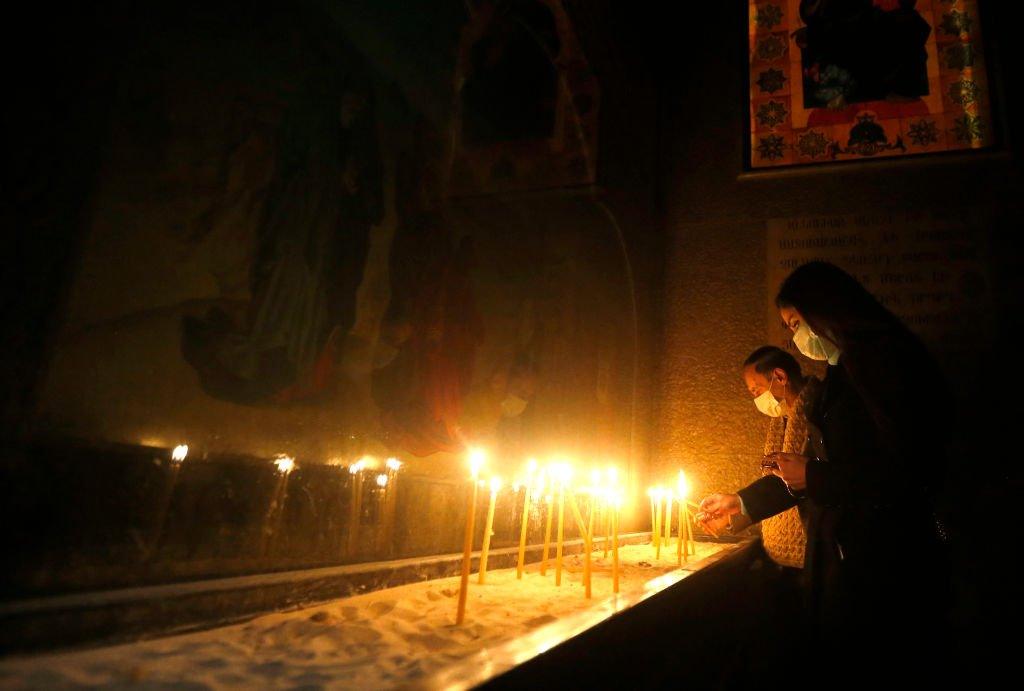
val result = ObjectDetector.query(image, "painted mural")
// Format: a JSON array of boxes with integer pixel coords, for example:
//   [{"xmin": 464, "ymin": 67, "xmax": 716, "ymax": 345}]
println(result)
[
  {"xmin": 34, "ymin": 1, "xmax": 628, "ymax": 481},
  {"xmin": 749, "ymin": 0, "xmax": 993, "ymax": 167}
]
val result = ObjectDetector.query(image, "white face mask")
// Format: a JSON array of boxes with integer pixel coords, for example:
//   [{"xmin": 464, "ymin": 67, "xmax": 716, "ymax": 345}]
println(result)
[
  {"xmin": 792, "ymin": 323, "xmax": 841, "ymax": 365},
  {"xmin": 501, "ymin": 394, "xmax": 529, "ymax": 418},
  {"xmin": 753, "ymin": 375, "xmax": 785, "ymax": 417}
]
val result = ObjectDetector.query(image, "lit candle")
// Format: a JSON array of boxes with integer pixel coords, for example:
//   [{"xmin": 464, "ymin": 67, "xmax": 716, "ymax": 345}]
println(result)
[
  {"xmin": 262, "ymin": 454, "xmax": 295, "ymax": 557},
  {"xmin": 567, "ymin": 489, "xmax": 592, "ymax": 598},
  {"xmin": 586, "ymin": 492, "xmax": 594, "ymax": 598},
  {"xmin": 612, "ymin": 493, "xmax": 621, "ymax": 594},
  {"xmin": 598, "ymin": 495, "xmax": 606, "ymax": 560},
  {"xmin": 516, "ymin": 459, "xmax": 537, "ymax": 579},
  {"xmin": 678, "ymin": 471, "xmax": 693, "ymax": 559},
  {"xmin": 478, "ymin": 476, "xmax": 502, "ymax": 584},
  {"xmin": 456, "ymin": 448, "xmax": 486, "ymax": 625},
  {"xmin": 653, "ymin": 487, "xmax": 664, "ymax": 560},
  {"xmin": 380, "ymin": 458, "xmax": 402, "ymax": 556},
  {"xmin": 148, "ymin": 444, "xmax": 188, "ymax": 559},
  {"xmin": 648, "ymin": 488, "xmax": 657, "ymax": 548},
  {"xmin": 677, "ymin": 502, "xmax": 684, "ymax": 565},
  {"xmin": 541, "ymin": 490, "xmax": 554, "ymax": 576},
  {"xmin": 664, "ymin": 489, "xmax": 674, "ymax": 549},
  {"xmin": 346, "ymin": 459, "xmax": 366, "ymax": 558},
  {"xmin": 553, "ymin": 463, "xmax": 571, "ymax": 587}
]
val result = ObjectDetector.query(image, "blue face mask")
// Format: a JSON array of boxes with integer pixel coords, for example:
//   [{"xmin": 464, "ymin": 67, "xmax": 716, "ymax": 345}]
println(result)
[{"xmin": 792, "ymin": 323, "xmax": 841, "ymax": 365}]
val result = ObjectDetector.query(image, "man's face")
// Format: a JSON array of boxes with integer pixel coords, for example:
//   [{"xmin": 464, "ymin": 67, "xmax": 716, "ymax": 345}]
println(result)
[{"xmin": 742, "ymin": 364, "xmax": 786, "ymax": 399}]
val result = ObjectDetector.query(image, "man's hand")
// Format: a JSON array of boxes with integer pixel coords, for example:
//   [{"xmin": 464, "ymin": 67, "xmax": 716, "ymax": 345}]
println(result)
[
  {"xmin": 696, "ymin": 493, "xmax": 741, "ymax": 536},
  {"xmin": 766, "ymin": 452, "xmax": 808, "ymax": 491}
]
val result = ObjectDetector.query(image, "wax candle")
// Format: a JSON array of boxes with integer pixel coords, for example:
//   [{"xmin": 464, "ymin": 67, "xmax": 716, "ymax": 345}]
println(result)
[
  {"xmin": 677, "ymin": 499, "xmax": 685, "ymax": 565},
  {"xmin": 346, "ymin": 459, "xmax": 366, "ymax": 558},
  {"xmin": 516, "ymin": 462, "xmax": 536, "ymax": 579},
  {"xmin": 556, "ymin": 484, "xmax": 566, "ymax": 586},
  {"xmin": 586, "ymin": 493, "xmax": 595, "ymax": 598},
  {"xmin": 612, "ymin": 493, "xmax": 621, "ymax": 594},
  {"xmin": 654, "ymin": 488, "xmax": 663, "ymax": 560},
  {"xmin": 664, "ymin": 489, "xmax": 674, "ymax": 549},
  {"xmin": 262, "ymin": 454, "xmax": 295, "ymax": 557},
  {"xmin": 456, "ymin": 448, "xmax": 486, "ymax": 625},
  {"xmin": 567, "ymin": 491, "xmax": 592, "ymax": 599},
  {"xmin": 148, "ymin": 444, "xmax": 188, "ymax": 559},
  {"xmin": 541, "ymin": 492, "xmax": 554, "ymax": 575},
  {"xmin": 603, "ymin": 498, "xmax": 611, "ymax": 559},
  {"xmin": 678, "ymin": 471, "xmax": 692, "ymax": 559},
  {"xmin": 647, "ymin": 487, "xmax": 655, "ymax": 544},
  {"xmin": 553, "ymin": 464, "xmax": 571, "ymax": 586},
  {"xmin": 478, "ymin": 476, "xmax": 501, "ymax": 584},
  {"xmin": 380, "ymin": 458, "xmax": 401, "ymax": 556}
]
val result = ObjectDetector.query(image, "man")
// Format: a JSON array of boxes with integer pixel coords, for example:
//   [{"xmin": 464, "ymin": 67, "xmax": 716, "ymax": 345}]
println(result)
[{"xmin": 698, "ymin": 346, "xmax": 822, "ymax": 569}]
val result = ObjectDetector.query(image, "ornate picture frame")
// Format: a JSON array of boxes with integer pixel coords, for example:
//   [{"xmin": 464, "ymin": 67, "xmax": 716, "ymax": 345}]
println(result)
[{"xmin": 748, "ymin": 0, "xmax": 993, "ymax": 168}]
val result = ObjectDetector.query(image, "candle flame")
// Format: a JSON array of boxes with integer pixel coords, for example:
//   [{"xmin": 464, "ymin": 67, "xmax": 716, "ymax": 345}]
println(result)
[
  {"xmin": 526, "ymin": 458, "xmax": 538, "ymax": 474},
  {"xmin": 274, "ymin": 455, "xmax": 295, "ymax": 474},
  {"xmin": 376, "ymin": 473, "xmax": 388, "ymax": 487},
  {"xmin": 550, "ymin": 462, "xmax": 572, "ymax": 485},
  {"xmin": 490, "ymin": 476, "xmax": 502, "ymax": 493},
  {"xmin": 171, "ymin": 444, "xmax": 188, "ymax": 462},
  {"xmin": 468, "ymin": 447, "xmax": 487, "ymax": 479},
  {"xmin": 386, "ymin": 457, "xmax": 402, "ymax": 471},
  {"xmin": 677, "ymin": 470, "xmax": 690, "ymax": 499},
  {"xmin": 349, "ymin": 460, "xmax": 365, "ymax": 475}
]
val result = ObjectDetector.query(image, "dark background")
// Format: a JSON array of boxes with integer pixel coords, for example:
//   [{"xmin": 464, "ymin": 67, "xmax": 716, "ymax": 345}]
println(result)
[{"xmin": 2, "ymin": 0, "xmax": 1019, "ymax": 663}]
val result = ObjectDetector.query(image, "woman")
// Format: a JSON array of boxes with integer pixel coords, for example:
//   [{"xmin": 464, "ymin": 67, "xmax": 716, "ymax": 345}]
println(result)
[
  {"xmin": 765, "ymin": 261, "xmax": 951, "ymax": 675},
  {"xmin": 700, "ymin": 346, "xmax": 822, "ymax": 572}
]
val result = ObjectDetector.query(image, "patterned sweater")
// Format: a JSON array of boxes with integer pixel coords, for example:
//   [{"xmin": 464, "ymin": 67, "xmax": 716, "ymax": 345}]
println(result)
[{"xmin": 758, "ymin": 376, "xmax": 822, "ymax": 568}]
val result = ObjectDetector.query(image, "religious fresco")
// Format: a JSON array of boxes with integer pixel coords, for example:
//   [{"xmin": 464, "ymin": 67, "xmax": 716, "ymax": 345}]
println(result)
[
  {"xmin": 748, "ymin": 0, "xmax": 993, "ymax": 168},
  {"xmin": 33, "ymin": 0, "xmax": 625, "ymax": 481}
]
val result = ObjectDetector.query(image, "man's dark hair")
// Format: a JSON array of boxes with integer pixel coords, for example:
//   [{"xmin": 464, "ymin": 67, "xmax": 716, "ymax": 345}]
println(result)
[{"xmin": 743, "ymin": 346, "xmax": 802, "ymax": 381}]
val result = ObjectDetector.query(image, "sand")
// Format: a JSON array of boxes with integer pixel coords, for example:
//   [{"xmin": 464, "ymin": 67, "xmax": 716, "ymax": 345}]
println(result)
[{"xmin": 0, "ymin": 542, "xmax": 729, "ymax": 690}]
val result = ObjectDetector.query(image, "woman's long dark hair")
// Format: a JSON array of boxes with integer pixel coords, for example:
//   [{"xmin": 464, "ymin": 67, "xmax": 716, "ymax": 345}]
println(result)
[
  {"xmin": 775, "ymin": 261, "xmax": 903, "ymax": 349},
  {"xmin": 775, "ymin": 261, "xmax": 948, "ymax": 486}
]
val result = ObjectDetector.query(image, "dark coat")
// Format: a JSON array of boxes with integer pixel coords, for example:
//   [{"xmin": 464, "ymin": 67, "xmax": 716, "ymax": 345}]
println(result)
[{"xmin": 742, "ymin": 336, "xmax": 951, "ymax": 667}]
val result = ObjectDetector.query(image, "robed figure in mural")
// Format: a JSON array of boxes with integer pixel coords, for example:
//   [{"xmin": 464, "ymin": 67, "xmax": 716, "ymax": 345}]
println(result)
[{"xmin": 181, "ymin": 72, "xmax": 384, "ymax": 405}]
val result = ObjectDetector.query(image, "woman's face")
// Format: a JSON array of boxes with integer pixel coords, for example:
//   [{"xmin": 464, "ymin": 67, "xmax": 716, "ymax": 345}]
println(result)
[{"xmin": 779, "ymin": 305, "xmax": 804, "ymax": 334}]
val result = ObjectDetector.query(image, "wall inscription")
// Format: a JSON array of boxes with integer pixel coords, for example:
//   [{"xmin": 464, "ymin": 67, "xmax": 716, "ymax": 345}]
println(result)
[{"xmin": 766, "ymin": 210, "xmax": 992, "ymax": 358}]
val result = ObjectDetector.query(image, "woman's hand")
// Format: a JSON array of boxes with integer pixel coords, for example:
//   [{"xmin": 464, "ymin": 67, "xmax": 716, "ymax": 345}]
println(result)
[
  {"xmin": 765, "ymin": 452, "xmax": 809, "ymax": 490},
  {"xmin": 696, "ymin": 493, "xmax": 741, "ymax": 536}
]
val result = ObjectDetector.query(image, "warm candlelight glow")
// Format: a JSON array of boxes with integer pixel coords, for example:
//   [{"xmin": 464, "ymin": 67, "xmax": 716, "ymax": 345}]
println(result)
[
  {"xmin": 274, "ymin": 455, "xmax": 295, "ymax": 474},
  {"xmin": 489, "ymin": 476, "xmax": 502, "ymax": 493},
  {"xmin": 349, "ymin": 460, "xmax": 365, "ymax": 475},
  {"xmin": 376, "ymin": 473, "xmax": 388, "ymax": 488},
  {"xmin": 468, "ymin": 448, "xmax": 487, "ymax": 479},
  {"xmin": 171, "ymin": 444, "xmax": 188, "ymax": 463},
  {"xmin": 550, "ymin": 462, "xmax": 573, "ymax": 486},
  {"xmin": 677, "ymin": 470, "xmax": 690, "ymax": 499},
  {"xmin": 386, "ymin": 458, "xmax": 402, "ymax": 471}
]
